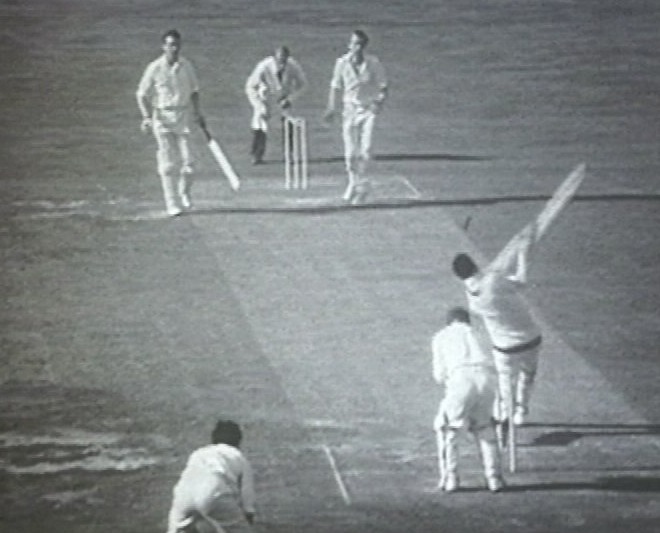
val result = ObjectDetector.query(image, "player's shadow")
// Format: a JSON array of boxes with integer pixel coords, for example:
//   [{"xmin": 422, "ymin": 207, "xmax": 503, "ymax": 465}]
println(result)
[
  {"xmin": 308, "ymin": 153, "xmax": 493, "ymax": 164},
  {"xmin": 507, "ymin": 475, "xmax": 660, "ymax": 493},
  {"xmin": 505, "ymin": 422, "xmax": 660, "ymax": 493},
  {"xmin": 523, "ymin": 422, "xmax": 660, "ymax": 447}
]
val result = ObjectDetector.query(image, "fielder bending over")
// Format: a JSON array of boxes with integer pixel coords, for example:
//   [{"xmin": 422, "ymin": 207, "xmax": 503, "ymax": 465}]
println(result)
[
  {"xmin": 245, "ymin": 45, "xmax": 307, "ymax": 165},
  {"xmin": 324, "ymin": 29, "xmax": 388, "ymax": 205},
  {"xmin": 432, "ymin": 307, "xmax": 504, "ymax": 493},
  {"xmin": 136, "ymin": 29, "xmax": 205, "ymax": 217},
  {"xmin": 166, "ymin": 419, "xmax": 256, "ymax": 533},
  {"xmin": 452, "ymin": 224, "xmax": 542, "ymax": 428}
]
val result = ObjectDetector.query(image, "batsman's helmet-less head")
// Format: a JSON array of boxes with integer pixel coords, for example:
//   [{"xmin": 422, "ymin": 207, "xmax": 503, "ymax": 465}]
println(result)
[
  {"xmin": 446, "ymin": 306, "xmax": 470, "ymax": 325},
  {"xmin": 452, "ymin": 253, "xmax": 478, "ymax": 280},
  {"xmin": 211, "ymin": 419, "xmax": 242, "ymax": 448}
]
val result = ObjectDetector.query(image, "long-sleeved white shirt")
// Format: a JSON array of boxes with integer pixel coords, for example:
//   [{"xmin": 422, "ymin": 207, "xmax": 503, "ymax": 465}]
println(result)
[
  {"xmin": 136, "ymin": 55, "xmax": 199, "ymax": 110},
  {"xmin": 464, "ymin": 240, "xmax": 540, "ymax": 350},
  {"xmin": 432, "ymin": 322, "xmax": 494, "ymax": 384},
  {"xmin": 330, "ymin": 52, "xmax": 387, "ymax": 109},
  {"xmin": 245, "ymin": 55, "xmax": 307, "ymax": 106}
]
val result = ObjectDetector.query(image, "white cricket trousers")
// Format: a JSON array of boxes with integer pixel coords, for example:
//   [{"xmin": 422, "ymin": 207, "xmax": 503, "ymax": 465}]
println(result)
[
  {"xmin": 492, "ymin": 342, "xmax": 541, "ymax": 419},
  {"xmin": 434, "ymin": 367, "xmax": 501, "ymax": 481},
  {"xmin": 342, "ymin": 106, "xmax": 377, "ymax": 191},
  {"xmin": 438, "ymin": 426, "xmax": 501, "ymax": 480},
  {"xmin": 154, "ymin": 130, "xmax": 194, "ymax": 212},
  {"xmin": 167, "ymin": 485, "xmax": 253, "ymax": 533}
]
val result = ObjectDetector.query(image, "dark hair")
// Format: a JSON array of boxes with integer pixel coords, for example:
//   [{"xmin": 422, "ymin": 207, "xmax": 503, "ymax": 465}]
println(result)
[
  {"xmin": 276, "ymin": 45, "xmax": 290, "ymax": 57},
  {"xmin": 162, "ymin": 29, "xmax": 181, "ymax": 43},
  {"xmin": 353, "ymin": 29, "xmax": 369, "ymax": 46},
  {"xmin": 446, "ymin": 306, "xmax": 470, "ymax": 325},
  {"xmin": 211, "ymin": 419, "xmax": 242, "ymax": 448},
  {"xmin": 452, "ymin": 253, "xmax": 478, "ymax": 280}
]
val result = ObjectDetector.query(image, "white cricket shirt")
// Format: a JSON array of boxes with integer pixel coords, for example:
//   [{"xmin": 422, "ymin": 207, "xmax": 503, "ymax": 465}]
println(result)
[
  {"xmin": 432, "ymin": 322, "xmax": 494, "ymax": 384},
  {"xmin": 465, "ymin": 270, "xmax": 541, "ymax": 350},
  {"xmin": 245, "ymin": 55, "xmax": 307, "ymax": 103},
  {"xmin": 330, "ymin": 52, "xmax": 387, "ymax": 109},
  {"xmin": 136, "ymin": 55, "xmax": 199, "ymax": 110},
  {"xmin": 173, "ymin": 443, "xmax": 256, "ymax": 514}
]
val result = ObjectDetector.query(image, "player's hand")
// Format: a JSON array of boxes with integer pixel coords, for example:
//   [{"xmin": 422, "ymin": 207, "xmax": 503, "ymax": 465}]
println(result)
[
  {"xmin": 245, "ymin": 512, "xmax": 255, "ymax": 524},
  {"xmin": 370, "ymin": 99, "xmax": 385, "ymax": 114},
  {"xmin": 257, "ymin": 103, "xmax": 270, "ymax": 121},
  {"xmin": 140, "ymin": 117, "xmax": 152, "ymax": 133},
  {"xmin": 279, "ymin": 98, "xmax": 291, "ymax": 110},
  {"xmin": 322, "ymin": 108, "xmax": 335, "ymax": 124},
  {"xmin": 195, "ymin": 114, "xmax": 206, "ymax": 129}
]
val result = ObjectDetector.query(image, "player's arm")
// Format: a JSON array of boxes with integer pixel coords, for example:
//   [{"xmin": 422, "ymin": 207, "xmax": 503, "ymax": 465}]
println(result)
[
  {"xmin": 510, "ymin": 223, "xmax": 537, "ymax": 283},
  {"xmin": 245, "ymin": 61, "xmax": 267, "ymax": 102},
  {"xmin": 281, "ymin": 60, "xmax": 307, "ymax": 108},
  {"xmin": 239, "ymin": 457, "xmax": 257, "ymax": 522},
  {"xmin": 136, "ymin": 64, "xmax": 155, "ymax": 131},
  {"xmin": 185, "ymin": 61, "xmax": 204, "ymax": 126},
  {"xmin": 488, "ymin": 221, "xmax": 536, "ymax": 283},
  {"xmin": 323, "ymin": 58, "xmax": 343, "ymax": 122},
  {"xmin": 371, "ymin": 57, "xmax": 388, "ymax": 113},
  {"xmin": 190, "ymin": 91, "xmax": 204, "ymax": 127},
  {"xmin": 431, "ymin": 335, "xmax": 448, "ymax": 385}
]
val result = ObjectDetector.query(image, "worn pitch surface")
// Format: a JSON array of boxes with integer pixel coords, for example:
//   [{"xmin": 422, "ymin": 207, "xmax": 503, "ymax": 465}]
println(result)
[{"xmin": 1, "ymin": 1, "xmax": 660, "ymax": 532}]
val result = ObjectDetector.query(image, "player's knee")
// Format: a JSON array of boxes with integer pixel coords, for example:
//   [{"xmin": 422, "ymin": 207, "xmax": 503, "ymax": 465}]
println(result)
[
  {"xmin": 520, "ymin": 369, "xmax": 536, "ymax": 385},
  {"xmin": 158, "ymin": 163, "xmax": 175, "ymax": 176}
]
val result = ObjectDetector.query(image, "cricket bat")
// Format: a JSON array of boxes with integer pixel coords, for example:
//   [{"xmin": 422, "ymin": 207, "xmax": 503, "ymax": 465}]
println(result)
[
  {"xmin": 493, "ymin": 163, "xmax": 586, "ymax": 267},
  {"xmin": 200, "ymin": 123, "xmax": 240, "ymax": 191}
]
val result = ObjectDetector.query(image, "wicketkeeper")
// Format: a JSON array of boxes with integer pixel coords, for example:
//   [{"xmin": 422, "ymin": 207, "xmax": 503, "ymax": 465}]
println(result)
[
  {"xmin": 432, "ymin": 307, "xmax": 504, "ymax": 493},
  {"xmin": 166, "ymin": 419, "xmax": 256, "ymax": 533}
]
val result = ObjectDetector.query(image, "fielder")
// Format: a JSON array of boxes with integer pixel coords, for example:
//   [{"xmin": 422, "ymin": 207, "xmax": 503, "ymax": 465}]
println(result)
[
  {"xmin": 432, "ymin": 307, "xmax": 504, "ymax": 493},
  {"xmin": 136, "ymin": 29, "xmax": 205, "ymax": 217},
  {"xmin": 245, "ymin": 46, "xmax": 307, "ymax": 165},
  {"xmin": 166, "ymin": 419, "xmax": 256, "ymax": 533},
  {"xmin": 452, "ymin": 223, "xmax": 541, "ymax": 428},
  {"xmin": 323, "ymin": 29, "xmax": 388, "ymax": 205}
]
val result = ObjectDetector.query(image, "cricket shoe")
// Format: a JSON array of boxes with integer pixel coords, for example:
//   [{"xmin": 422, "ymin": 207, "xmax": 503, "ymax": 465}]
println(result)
[
  {"xmin": 443, "ymin": 473, "xmax": 459, "ymax": 493},
  {"xmin": 513, "ymin": 408, "xmax": 526, "ymax": 427},
  {"xmin": 342, "ymin": 183, "xmax": 356, "ymax": 202},
  {"xmin": 351, "ymin": 191, "xmax": 369, "ymax": 205},
  {"xmin": 180, "ymin": 192, "xmax": 192, "ymax": 209},
  {"xmin": 166, "ymin": 206, "xmax": 182, "ymax": 217},
  {"xmin": 486, "ymin": 475, "xmax": 505, "ymax": 493}
]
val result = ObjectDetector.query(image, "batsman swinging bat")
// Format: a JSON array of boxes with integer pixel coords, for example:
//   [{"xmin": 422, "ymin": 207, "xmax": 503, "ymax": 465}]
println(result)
[
  {"xmin": 535, "ymin": 162, "xmax": 586, "ymax": 240},
  {"xmin": 494, "ymin": 163, "xmax": 587, "ymax": 266},
  {"xmin": 200, "ymin": 123, "xmax": 240, "ymax": 191}
]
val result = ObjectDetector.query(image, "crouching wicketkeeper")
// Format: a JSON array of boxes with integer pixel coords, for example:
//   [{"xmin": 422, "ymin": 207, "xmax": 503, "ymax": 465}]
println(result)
[{"xmin": 432, "ymin": 307, "xmax": 504, "ymax": 493}]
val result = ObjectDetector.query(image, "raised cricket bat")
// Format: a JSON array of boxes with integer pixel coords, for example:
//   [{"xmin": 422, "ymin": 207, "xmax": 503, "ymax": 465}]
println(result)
[
  {"xmin": 200, "ymin": 123, "xmax": 240, "ymax": 191},
  {"xmin": 493, "ymin": 163, "xmax": 587, "ymax": 266}
]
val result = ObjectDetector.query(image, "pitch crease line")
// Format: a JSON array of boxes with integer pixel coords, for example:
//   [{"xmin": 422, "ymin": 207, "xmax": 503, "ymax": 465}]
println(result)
[
  {"xmin": 322, "ymin": 445, "xmax": 352, "ymax": 506},
  {"xmin": 399, "ymin": 176, "xmax": 422, "ymax": 199}
]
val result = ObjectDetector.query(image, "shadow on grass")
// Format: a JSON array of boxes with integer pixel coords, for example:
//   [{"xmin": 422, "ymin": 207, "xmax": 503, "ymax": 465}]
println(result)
[
  {"xmin": 190, "ymin": 193, "xmax": 660, "ymax": 217},
  {"xmin": 508, "ymin": 476, "xmax": 660, "ymax": 493},
  {"xmin": 303, "ymin": 153, "xmax": 494, "ymax": 164},
  {"xmin": 525, "ymin": 423, "xmax": 660, "ymax": 447}
]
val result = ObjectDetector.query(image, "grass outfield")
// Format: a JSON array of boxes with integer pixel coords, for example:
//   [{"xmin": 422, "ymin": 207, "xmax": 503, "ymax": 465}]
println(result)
[{"xmin": 2, "ymin": 1, "xmax": 660, "ymax": 532}]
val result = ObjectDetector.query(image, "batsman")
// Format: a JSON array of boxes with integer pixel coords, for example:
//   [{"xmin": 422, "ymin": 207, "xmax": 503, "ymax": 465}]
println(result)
[
  {"xmin": 136, "ymin": 29, "xmax": 205, "ymax": 217},
  {"xmin": 452, "ymin": 224, "xmax": 541, "ymax": 432},
  {"xmin": 451, "ymin": 164, "xmax": 586, "ymax": 439}
]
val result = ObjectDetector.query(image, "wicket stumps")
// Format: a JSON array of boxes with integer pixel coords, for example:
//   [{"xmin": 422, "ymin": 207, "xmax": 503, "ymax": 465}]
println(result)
[{"xmin": 284, "ymin": 116, "xmax": 308, "ymax": 189}]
